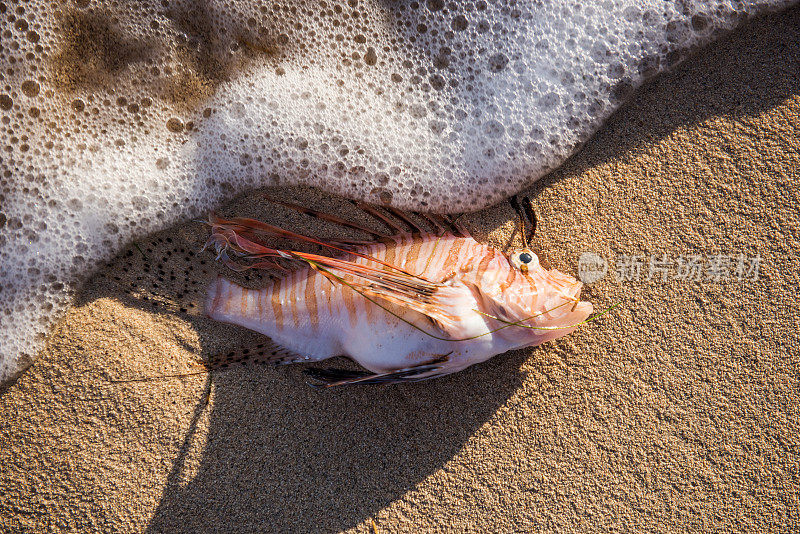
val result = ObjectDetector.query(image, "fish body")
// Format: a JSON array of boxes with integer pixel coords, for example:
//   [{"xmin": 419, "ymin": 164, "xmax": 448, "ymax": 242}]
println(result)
[{"xmin": 204, "ymin": 210, "xmax": 593, "ymax": 385}]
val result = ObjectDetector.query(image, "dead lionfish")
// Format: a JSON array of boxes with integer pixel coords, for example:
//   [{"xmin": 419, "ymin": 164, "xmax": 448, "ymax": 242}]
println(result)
[{"xmin": 202, "ymin": 196, "xmax": 601, "ymax": 387}]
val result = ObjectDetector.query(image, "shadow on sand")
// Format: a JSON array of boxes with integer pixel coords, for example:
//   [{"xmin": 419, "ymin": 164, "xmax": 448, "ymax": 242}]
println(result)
[
  {"xmin": 75, "ymin": 195, "xmax": 529, "ymax": 533},
  {"xmin": 143, "ymin": 355, "xmax": 528, "ymax": 533}
]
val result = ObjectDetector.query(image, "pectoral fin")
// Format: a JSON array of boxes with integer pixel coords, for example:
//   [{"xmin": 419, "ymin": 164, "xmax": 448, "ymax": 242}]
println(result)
[{"xmin": 304, "ymin": 355, "xmax": 450, "ymax": 387}]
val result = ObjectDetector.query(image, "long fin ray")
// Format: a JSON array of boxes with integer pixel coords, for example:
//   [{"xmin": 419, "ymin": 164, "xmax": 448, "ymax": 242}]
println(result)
[
  {"xmin": 442, "ymin": 214, "xmax": 471, "ymax": 237},
  {"xmin": 416, "ymin": 212, "xmax": 447, "ymax": 234},
  {"xmin": 305, "ymin": 355, "xmax": 450, "ymax": 387},
  {"xmin": 385, "ymin": 207, "xmax": 424, "ymax": 233},
  {"xmin": 353, "ymin": 202, "xmax": 407, "ymax": 234},
  {"xmin": 208, "ymin": 214, "xmax": 425, "ymax": 277},
  {"xmin": 262, "ymin": 194, "xmax": 389, "ymax": 238},
  {"xmin": 305, "ymin": 260, "xmax": 451, "ymax": 320}
]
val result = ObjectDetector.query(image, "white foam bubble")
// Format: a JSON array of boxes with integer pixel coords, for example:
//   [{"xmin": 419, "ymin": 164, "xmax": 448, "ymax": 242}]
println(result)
[{"xmin": 0, "ymin": 0, "xmax": 794, "ymax": 385}]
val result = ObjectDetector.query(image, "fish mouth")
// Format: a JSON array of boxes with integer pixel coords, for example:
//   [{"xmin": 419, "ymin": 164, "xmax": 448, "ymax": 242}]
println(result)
[
  {"xmin": 566, "ymin": 280, "xmax": 584, "ymax": 300},
  {"xmin": 544, "ymin": 271, "xmax": 589, "ymax": 315},
  {"xmin": 547, "ymin": 269, "xmax": 583, "ymax": 297},
  {"xmin": 569, "ymin": 281, "xmax": 594, "ymax": 319},
  {"xmin": 561, "ymin": 280, "xmax": 592, "ymax": 318},
  {"xmin": 572, "ymin": 299, "xmax": 594, "ymax": 319}
]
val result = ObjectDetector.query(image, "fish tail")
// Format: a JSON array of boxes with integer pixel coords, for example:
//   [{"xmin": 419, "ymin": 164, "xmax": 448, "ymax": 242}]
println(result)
[{"xmin": 204, "ymin": 275, "xmax": 254, "ymax": 324}]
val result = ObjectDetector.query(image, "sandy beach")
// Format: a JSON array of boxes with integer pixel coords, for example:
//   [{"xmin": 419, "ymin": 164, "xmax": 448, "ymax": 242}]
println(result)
[{"xmin": 1, "ymin": 6, "xmax": 799, "ymax": 533}]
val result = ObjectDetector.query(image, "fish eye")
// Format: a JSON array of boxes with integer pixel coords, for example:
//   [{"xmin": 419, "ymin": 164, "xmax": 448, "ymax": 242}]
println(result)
[{"xmin": 509, "ymin": 249, "xmax": 538, "ymax": 272}]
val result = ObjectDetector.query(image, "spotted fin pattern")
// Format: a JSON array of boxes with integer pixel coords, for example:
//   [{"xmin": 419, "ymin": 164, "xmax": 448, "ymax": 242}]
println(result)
[{"xmin": 206, "ymin": 340, "xmax": 308, "ymax": 369}]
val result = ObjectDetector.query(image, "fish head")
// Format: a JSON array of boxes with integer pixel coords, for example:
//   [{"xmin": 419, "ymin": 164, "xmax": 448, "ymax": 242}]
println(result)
[{"xmin": 465, "ymin": 248, "xmax": 594, "ymax": 350}]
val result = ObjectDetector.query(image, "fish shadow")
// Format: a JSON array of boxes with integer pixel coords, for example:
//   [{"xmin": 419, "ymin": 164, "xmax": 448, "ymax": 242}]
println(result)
[
  {"xmin": 77, "ymin": 203, "xmax": 529, "ymax": 533},
  {"xmin": 143, "ymin": 353, "xmax": 526, "ymax": 533}
]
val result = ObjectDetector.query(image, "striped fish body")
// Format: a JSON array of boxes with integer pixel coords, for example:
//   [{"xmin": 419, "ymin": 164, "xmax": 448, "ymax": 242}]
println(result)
[{"xmin": 206, "ymin": 232, "xmax": 592, "ymax": 378}]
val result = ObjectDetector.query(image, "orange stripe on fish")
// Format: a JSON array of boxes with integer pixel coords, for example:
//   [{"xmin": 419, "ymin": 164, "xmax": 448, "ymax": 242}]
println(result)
[
  {"xmin": 320, "ymin": 273, "xmax": 333, "ymax": 318},
  {"xmin": 475, "ymin": 250, "xmax": 494, "ymax": 280},
  {"xmin": 343, "ymin": 284, "xmax": 358, "ymax": 327},
  {"xmin": 383, "ymin": 239, "xmax": 396, "ymax": 271},
  {"xmin": 499, "ymin": 266, "xmax": 516, "ymax": 292},
  {"xmin": 241, "ymin": 287, "xmax": 249, "ymax": 316},
  {"xmin": 289, "ymin": 271, "xmax": 299, "ymax": 328},
  {"xmin": 405, "ymin": 235, "xmax": 423, "ymax": 275},
  {"xmin": 271, "ymin": 278, "xmax": 283, "ymax": 330},
  {"xmin": 305, "ymin": 272, "xmax": 319, "ymax": 330},
  {"xmin": 441, "ymin": 237, "xmax": 463, "ymax": 274}
]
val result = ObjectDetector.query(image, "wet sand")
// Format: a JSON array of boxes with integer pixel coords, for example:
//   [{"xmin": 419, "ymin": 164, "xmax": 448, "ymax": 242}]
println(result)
[{"xmin": 1, "ymin": 6, "xmax": 799, "ymax": 533}]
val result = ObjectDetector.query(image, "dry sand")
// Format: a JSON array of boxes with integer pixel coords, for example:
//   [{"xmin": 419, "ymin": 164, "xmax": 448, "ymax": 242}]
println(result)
[{"xmin": 1, "ymin": 6, "xmax": 799, "ymax": 533}]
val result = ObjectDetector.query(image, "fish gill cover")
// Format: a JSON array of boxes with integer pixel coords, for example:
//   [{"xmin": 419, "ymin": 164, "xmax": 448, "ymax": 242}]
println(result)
[{"xmin": 0, "ymin": 0, "xmax": 795, "ymax": 385}]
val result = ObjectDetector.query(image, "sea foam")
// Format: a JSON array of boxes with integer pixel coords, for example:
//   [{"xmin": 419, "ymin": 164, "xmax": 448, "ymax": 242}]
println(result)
[{"xmin": 0, "ymin": 0, "xmax": 794, "ymax": 385}]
